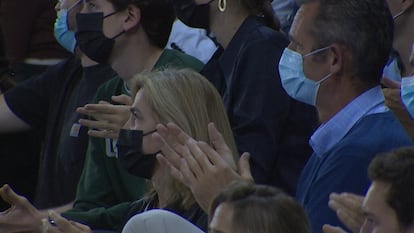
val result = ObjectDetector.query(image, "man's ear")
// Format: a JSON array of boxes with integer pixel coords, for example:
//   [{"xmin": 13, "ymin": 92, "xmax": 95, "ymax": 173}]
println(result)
[
  {"xmin": 122, "ymin": 4, "xmax": 141, "ymax": 32},
  {"xmin": 328, "ymin": 43, "xmax": 344, "ymax": 75}
]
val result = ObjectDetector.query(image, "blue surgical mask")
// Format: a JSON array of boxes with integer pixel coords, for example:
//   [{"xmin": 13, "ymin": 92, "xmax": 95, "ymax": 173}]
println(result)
[
  {"xmin": 54, "ymin": 0, "xmax": 82, "ymax": 53},
  {"xmin": 278, "ymin": 47, "xmax": 332, "ymax": 106},
  {"xmin": 382, "ymin": 56, "xmax": 402, "ymax": 82},
  {"xmin": 401, "ymin": 76, "xmax": 414, "ymax": 118}
]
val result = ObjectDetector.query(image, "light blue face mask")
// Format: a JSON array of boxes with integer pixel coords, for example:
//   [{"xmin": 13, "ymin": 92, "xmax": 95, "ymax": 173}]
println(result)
[
  {"xmin": 401, "ymin": 76, "xmax": 414, "ymax": 118},
  {"xmin": 278, "ymin": 47, "xmax": 332, "ymax": 106},
  {"xmin": 382, "ymin": 56, "xmax": 402, "ymax": 82},
  {"xmin": 54, "ymin": 0, "xmax": 82, "ymax": 53}
]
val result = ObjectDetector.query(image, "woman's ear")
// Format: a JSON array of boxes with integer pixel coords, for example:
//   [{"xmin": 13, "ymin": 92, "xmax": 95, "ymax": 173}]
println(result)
[{"xmin": 122, "ymin": 4, "xmax": 141, "ymax": 32}]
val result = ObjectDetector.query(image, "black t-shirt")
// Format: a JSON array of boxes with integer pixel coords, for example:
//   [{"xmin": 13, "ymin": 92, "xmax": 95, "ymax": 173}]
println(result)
[
  {"xmin": 0, "ymin": 130, "xmax": 40, "ymax": 210},
  {"xmin": 4, "ymin": 56, "xmax": 116, "ymax": 208}
]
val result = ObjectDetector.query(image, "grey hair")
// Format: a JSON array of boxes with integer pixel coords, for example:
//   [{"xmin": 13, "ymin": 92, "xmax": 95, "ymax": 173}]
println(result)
[{"xmin": 296, "ymin": 0, "xmax": 394, "ymax": 86}]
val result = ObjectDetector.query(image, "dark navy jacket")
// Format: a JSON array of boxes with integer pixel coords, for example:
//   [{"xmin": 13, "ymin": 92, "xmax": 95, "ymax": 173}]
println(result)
[{"xmin": 202, "ymin": 16, "xmax": 317, "ymax": 195}]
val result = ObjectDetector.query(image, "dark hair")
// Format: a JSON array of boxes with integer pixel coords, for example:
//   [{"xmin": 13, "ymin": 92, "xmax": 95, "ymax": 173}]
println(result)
[
  {"xmin": 296, "ymin": 0, "xmax": 394, "ymax": 86},
  {"xmin": 0, "ymin": 68, "xmax": 15, "ymax": 93},
  {"xmin": 109, "ymin": 0, "xmax": 175, "ymax": 48},
  {"xmin": 368, "ymin": 147, "xmax": 414, "ymax": 230},
  {"xmin": 242, "ymin": 0, "xmax": 280, "ymax": 31},
  {"xmin": 209, "ymin": 181, "xmax": 311, "ymax": 233}
]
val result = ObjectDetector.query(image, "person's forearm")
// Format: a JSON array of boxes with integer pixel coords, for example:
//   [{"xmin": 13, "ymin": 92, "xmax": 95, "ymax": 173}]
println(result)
[{"xmin": 0, "ymin": 95, "xmax": 31, "ymax": 132}]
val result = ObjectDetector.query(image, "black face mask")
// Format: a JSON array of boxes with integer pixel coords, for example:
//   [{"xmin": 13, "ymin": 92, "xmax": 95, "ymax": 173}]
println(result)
[
  {"xmin": 116, "ymin": 129, "xmax": 158, "ymax": 180},
  {"xmin": 75, "ymin": 12, "xmax": 124, "ymax": 64},
  {"xmin": 173, "ymin": 0, "xmax": 213, "ymax": 29}
]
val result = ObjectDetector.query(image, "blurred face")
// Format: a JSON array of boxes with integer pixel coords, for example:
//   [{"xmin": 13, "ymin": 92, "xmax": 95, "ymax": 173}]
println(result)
[
  {"xmin": 209, "ymin": 203, "xmax": 234, "ymax": 233},
  {"xmin": 125, "ymin": 90, "xmax": 161, "ymax": 154},
  {"xmin": 55, "ymin": 0, "xmax": 83, "ymax": 30},
  {"xmin": 80, "ymin": 0, "xmax": 125, "ymax": 38},
  {"xmin": 360, "ymin": 181, "xmax": 405, "ymax": 233}
]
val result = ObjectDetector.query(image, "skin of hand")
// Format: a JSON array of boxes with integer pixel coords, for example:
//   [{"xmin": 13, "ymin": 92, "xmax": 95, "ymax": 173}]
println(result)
[
  {"xmin": 322, "ymin": 224, "xmax": 349, "ymax": 233},
  {"xmin": 76, "ymin": 94, "xmax": 132, "ymax": 139},
  {"xmin": 328, "ymin": 192, "xmax": 365, "ymax": 233},
  {"xmin": 154, "ymin": 122, "xmax": 253, "ymax": 212},
  {"xmin": 382, "ymin": 77, "xmax": 414, "ymax": 139},
  {"xmin": 0, "ymin": 184, "xmax": 44, "ymax": 233},
  {"xmin": 45, "ymin": 211, "xmax": 91, "ymax": 233}
]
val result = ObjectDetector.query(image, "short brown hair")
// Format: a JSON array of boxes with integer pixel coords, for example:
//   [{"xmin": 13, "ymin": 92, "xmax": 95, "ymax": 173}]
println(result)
[
  {"xmin": 108, "ymin": 0, "xmax": 175, "ymax": 48},
  {"xmin": 296, "ymin": 0, "xmax": 393, "ymax": 87},
  {"xmin": 368, "ymin": 147, "xmax": 414, "ymax": 230}
]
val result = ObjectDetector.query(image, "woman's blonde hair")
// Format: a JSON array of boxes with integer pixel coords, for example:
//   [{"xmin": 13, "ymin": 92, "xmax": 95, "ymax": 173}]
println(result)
[{"xmin": 131, "ymin": 68, "xmax": 238, "ymax": 209}]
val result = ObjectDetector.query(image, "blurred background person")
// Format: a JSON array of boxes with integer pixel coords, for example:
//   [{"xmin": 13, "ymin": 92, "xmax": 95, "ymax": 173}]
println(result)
[
  {"xmin": 272, "ymin": 0, "xmax": 298, "ymax": 34},
  {"xmin": 0, "ymin": 0, "xmax": 70, "ymax": 82},
  {"xmin": 381, "ymin": 0, "xmax": 414, "ymax": 139}
]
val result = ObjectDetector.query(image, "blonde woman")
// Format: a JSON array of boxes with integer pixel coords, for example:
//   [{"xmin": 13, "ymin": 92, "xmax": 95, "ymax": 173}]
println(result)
[{"xmin": 44, "ymin": 68, "xmax": 238, "ymax": 233}]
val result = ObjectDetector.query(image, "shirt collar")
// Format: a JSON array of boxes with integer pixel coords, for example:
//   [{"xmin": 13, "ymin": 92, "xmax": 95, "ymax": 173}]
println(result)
[{"xmin": 310, "ymin": 86, "xmax": 388, "ymax": 157}]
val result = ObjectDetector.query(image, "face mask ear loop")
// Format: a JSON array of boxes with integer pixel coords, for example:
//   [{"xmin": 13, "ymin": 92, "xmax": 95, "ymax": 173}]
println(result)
[
  {"xmin": 104, "ymin": 10, "xmax": 121, "ymax": 18},
  {"xmin": 103, "ymin": 7, "xmax": 132, "ymax": 39},
  {"xmin": 317, "ymin": 72, "xmax": 334, "ymax": 85},
  {"xmin": 393, "ymin": 10, "xmax": 405, "ymax": 20},
  {"xmin": 303, "ymin": 46, "xmax": 331, "ymax": 58},
  {"xmin": 111, "ymin": 30, "xmax": 125, "ymax": 40},
  {"xmin": 143, "ymin": 129, "xmax": 157, "ymax": 137}
]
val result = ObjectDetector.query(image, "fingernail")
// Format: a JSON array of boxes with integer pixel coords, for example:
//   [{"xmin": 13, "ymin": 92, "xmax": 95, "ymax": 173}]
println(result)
[{"xmin": 48, "ymin": 211, "xmax": 57, "ymax": 226}]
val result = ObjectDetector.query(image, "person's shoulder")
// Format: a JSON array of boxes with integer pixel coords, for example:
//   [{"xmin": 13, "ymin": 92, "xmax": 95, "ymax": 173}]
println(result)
[
  {"xmin": 243, "ymin": 17, "xmax": 289, "ymax": 47},
  {"xmin": 94, "ymin": 76, "xmax": 124, "ymax": 101},
  {"xmin": 352, "ymin": 112, "xmax": 412, "ymax": 143},
  {"xmin": 330, "ymin": 112, "xmax": 413, "ymax": 160},
  {"xmin": 157, "ymin": 49, "xmax": 204, "ymax": 72},
  {"xmin": 37, "ymin": 56, "xmax": 81, "ymax": 78}
]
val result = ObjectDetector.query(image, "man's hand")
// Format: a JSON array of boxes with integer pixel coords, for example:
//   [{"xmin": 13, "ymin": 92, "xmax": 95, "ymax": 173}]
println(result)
[
  {"xmin": 76, "ymin": 95, "xmax": 132, "ymax": 139},
  {"xmin": 154, "ymin": 122, "xmax": 252, "ymax": 212},
  {"xmin": 328, "ymin": 192, "xmax": 364, "ymax": 233},
  {"xmin": 382, "ymin": 77, "xmax": 403, "ymax": 112},
  {"xmin": 382, "ymin": 77, "xmax": 414, "ymax": 139},
  {"xmin": 45, "ymin": 211, "xmax": 91, "ymax": 233},
  {"xmin": 0, "ymin": 184, "xmax": 44, "ymax": 233}
]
